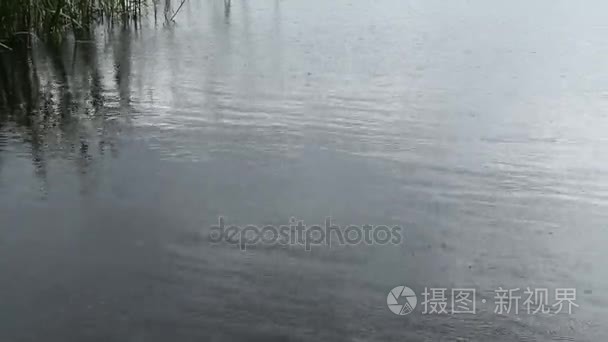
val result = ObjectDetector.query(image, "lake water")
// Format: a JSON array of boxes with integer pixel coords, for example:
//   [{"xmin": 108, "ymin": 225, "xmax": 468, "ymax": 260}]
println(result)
[{"xmin": 1, "ymin": 0, "xmax": 607, "ymax": 340}]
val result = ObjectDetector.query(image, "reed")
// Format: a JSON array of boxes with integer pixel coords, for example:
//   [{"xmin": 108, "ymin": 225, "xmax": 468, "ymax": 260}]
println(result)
[{"xmin": 0, "ymin": 0, "xmax": 150, "ymax": 45}]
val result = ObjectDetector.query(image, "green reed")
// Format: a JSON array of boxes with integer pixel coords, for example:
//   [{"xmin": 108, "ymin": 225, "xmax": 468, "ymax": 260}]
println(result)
[{"xmin": 0, "ymin": 0, "xmax": 149, "ymax": 45}]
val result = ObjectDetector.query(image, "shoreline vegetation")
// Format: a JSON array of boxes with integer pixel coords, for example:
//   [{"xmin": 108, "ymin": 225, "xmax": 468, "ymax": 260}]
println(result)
[
  {"xmin": 0, "ymin": 0, "xmax": 187, "ymax": 108},
  {"xmin": 0, "ymin": 0, "xmax": 186, "ymax": 47}
]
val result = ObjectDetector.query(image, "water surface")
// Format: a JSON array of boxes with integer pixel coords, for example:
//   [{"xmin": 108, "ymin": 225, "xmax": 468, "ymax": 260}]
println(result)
[{"xmin": 1, "ymin": 0, "xmax": 607, "ymax": 340}]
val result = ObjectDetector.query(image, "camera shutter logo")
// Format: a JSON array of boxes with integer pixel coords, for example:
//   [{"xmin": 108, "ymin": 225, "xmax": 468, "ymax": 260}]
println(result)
[{"xmin": 387, "ymin": 286, "xmax": 417, "ymax": 315}]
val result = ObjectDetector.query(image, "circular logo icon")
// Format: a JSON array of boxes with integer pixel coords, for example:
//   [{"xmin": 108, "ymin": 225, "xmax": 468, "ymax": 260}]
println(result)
[{"xmin": 387, "ymin": 286, "xmax": 417, "ymax": 315}]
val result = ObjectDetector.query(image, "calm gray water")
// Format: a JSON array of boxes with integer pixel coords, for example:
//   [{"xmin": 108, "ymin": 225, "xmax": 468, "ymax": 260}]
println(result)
[{"xmin": 1, "ymin": 0, "xmax": 608, "ymax": 341}]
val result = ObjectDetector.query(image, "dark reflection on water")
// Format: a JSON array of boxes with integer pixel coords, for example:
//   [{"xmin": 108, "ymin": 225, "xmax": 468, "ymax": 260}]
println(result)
[
  {"xmin": 0, "ymin": 28, "xmax": 134, "ymax": 196},
  {"xmin": 1, "ymin": 0, "xmax": 608, "ymax": 341}
]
